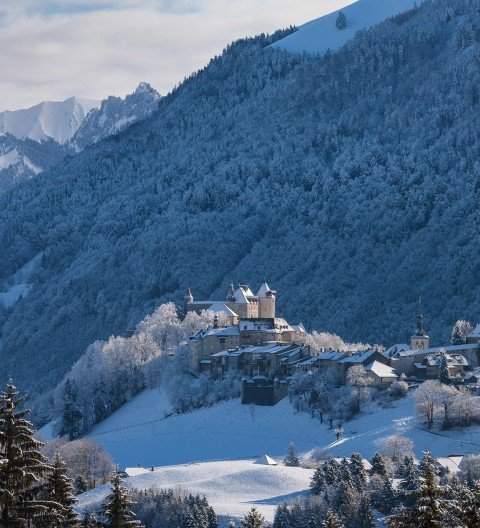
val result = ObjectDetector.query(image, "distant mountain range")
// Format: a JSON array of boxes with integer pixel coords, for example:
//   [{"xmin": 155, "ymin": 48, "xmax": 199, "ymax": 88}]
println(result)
[{"xmin": 0, "ymin": 84, "xmax": 160, "ymax": 193}]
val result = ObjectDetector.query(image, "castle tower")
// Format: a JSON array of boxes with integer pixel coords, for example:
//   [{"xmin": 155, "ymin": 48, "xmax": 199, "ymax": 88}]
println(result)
[
  {"xmin": 184, "ymin": 288, "xmax": 194, "ymax": 315},
  {"xmin": 257, "ymin": 282, "xmax": 276, "ymax": 319},
  {"xmin": 410, "ymin": 308, "xmax": 429, "ymax": 350}
]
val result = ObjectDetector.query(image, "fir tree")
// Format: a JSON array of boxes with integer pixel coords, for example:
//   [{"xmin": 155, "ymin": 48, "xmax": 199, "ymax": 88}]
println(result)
[
  {"xmin": 339, "ymin": 458, "xmax": 352, "ymax": 484},
  {"xmin": 82, "ymin": 511, "xmax": 101, "ymax": 528},
  {"xmin": 322, "ymin": 510, "xmax": 345, "ymax": 528},
  {"xmin": 335, "ymin": 11, "xmax": 347, "ymax": 30},
  {"xmin": 310, "ymin": 465, "xmax": 326, "ymax": 495},
  {"xmin": 43, "ymin": 451, "xmax": 79, "ymax": 527},
  {"xmin": 438, "ymin": 352, "xmax": 449, "ymax": 384},
  {"xmin": 59, "ymin": 379, "xmax": 84, "ymax": 440},
  {"xmin": 273, "ymin": 503, "xmax": 291, "ymax": 528},
  {"xmin": 356, "ymin": 496, "xmax": 376, "ymax": 528},
  {"xmin": 284, "ymin": 442, "xmax": 300, "ymax": 467},
  {"xmin": 445, "ymin": 481, "xmax": 480, "ymax": 527},
  {"xmin": 336, "ymin": 480, "xmax": 357, "ymax": 526},
  {"xmin": 370, "ymin": 453, "xmax": 388, "ymax": 479},
  {"xmin": 324, "ymin": 460, "xmax": 340, "ymax": 486},
  {"xmin": 0, "ymin": 379, "xmax": 51, "ymax": 528},
  {"xmin": 397, "ymin": 456, "xmax": 419, "ymax": 506},
  {"xmin": 181, "ymin": 512, "xmax": 198, "ymax": 528},
  {"xmin": 241, "ymin": 507, "xmax": 264, "ymax": 528},
  {"xmin": 103, "ymin": 473, "xmax": 143, "ymax": 527},
  {"xmin": 349, "ymin": 453, "xmax": 366, "ymax": 492}
]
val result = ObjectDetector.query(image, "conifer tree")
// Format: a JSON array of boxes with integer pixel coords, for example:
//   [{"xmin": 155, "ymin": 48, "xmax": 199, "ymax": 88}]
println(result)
[
  {"xmin": 325, "ymin": 460, "xmax": 340, "ymax": 486},
  {"xmin": 273, "ymin": 503, "xmax": 291, "ymax": 528},
  {"xmin": 335, "ymin": 11, "xmax": 347, "ymax": 30},
  {"xmin": 241, "ymin": 507, "xmax": 264, "ymax": 528},
  {"xmin": 103, "ymin": 473, "xmax": 143, "ymax": 527},
  {"xmin": 284, "ymin": 442, "xmax": 300, "ymax": 467},
  {"xmin": 310, "ymin": 465, "xmax": 326, "ymax": 495},
  {"xmin": 59, "ymin": 379, "xmax": 84, "ymax": 440},
  {"xmin": 181, "ymin": 512, "xmax": 198, "ymax": 528},
  {"xmin": 397, "ymin": 455, "xmax": 419, "ymax": 506},
  {"xmin": 370, "ymin": 453, "xmax": 388, "ymax": 479},
  {"xmin": 43, "ymin": 451, "xmax": 79, "ymax": 527},
  {"xmin": 322, "ymin": 510, "xmax": 345, "ymax": 528},
  {"xmin": 336, "ymin": 480, "xmax": 357, "ymax": 525},
  {"xmin": 339, "ymin": 458, "xmax": 352, "ymax": 484},
  {"xmin": 0, "ymin": 379, "xmax": 51, "ymax": 528},
  {"xmin": 438, "ymin": 353, "xmax": 449, "ymax": 384},
  {"xmin": 349, "ymin": 453, "xmax": 366, "ymax": 492},
  {"xmin": 445, "ymin": 481, "xmax": 480, "ymax": 527},
  {"xmin": 356, "ymin": 496, "xmax": 376, "ymax": 528},
  {"xmin": 82, "ymin": 511, "xmax": 101, "ymax": 528}
]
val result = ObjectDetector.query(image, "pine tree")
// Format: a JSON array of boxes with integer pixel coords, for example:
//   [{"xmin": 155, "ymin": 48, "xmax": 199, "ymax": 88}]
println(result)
[
  {"xmin": 349, "ymin": 453, "xmax": 366, "ymax": 492},
  {"xmin": 82, "ymin": 511, "xmax": 101, "ymax": 528},
  {"xmin": 181, "ymin": 512, "xmax": 198, "ymax": 528},
  {"xmin": 241, "ymin": 507, "xmax": 264, "ymax": 528},
  {"xmin": 0, "ymin": 379, "xmax": 51, "ymax": 528},
  {"xmin": 322, "ymin": 510, "xmax": 345, "ymax": 528},
  {"xmin": 376, "ymin": 474, "xmax": 395, "ymax": 514},
  {"xmin": 336, "ymin": 11, "xmax": 347, "ymax": 30},
  {"xmin": 325, "ymin": 460, "xmax": 340, "ymax": 486},
  {"xmin": 59, "ymin": 379, "xmax": 84, "ymax": 440},
  {"xmin": 356, "ymin": 496, "xmax": 376, "ymax": 528},
  {"xmin": 103, "ymin": 473, "xmax": 143, "ymax": 527},
  {"xmin": 336, "ymin": 480, "xmax": 357, "ymax": 525},
  {"xmin": 284, "ymin": 442, "xmax": 300, "ymax": 467},
  {"xmin": 43, "ymin": 451, "xmax": 79, "ymax": 527},
  {"xmin": 386, "ymin": 452, "xmax": 445, "ymax": 528},
  {"xmin": 446, "ymin": 481, "xmax": 480, "ymax": 527},
  {"xmin": 310, "ymin": 465, "xmax": 326, "ymax": 495},
  {"xmin": 438, "ymin": 352, "xmax": 449, "ymax": 384},
  {"xmin": 397, "ymin": 456, "xmax": 419, "ymax": 506},
  {"xmin": 370, "ymin": 453, "xmax": 388, "ymax": 479},
  {"xmin": 273, "ymin": 503, "xmax": 291, "ymax": 528},
  {"xmin": 339, "ymin": 458, "xmax": 352, "ymax": 484}
]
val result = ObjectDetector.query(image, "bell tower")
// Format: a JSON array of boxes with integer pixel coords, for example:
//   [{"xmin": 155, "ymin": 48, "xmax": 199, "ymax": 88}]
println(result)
[
  {"xmin": 410, "ymin": 299, "xmax": 430, "ymax": 350},
  {"xmin": 184, "ymin": 288, "xmax": 194, "ymax": 315}
]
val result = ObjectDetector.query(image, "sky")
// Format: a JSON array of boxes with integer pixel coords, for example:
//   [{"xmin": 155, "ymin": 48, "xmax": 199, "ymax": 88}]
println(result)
[{"xmin": 0, "ymin": 0, "xmax": 349, "ymax": 111}]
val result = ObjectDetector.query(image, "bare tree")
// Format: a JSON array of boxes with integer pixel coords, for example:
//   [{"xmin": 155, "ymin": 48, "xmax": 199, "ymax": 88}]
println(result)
[
  {"xmin": 347, "ymin": 365, "xmax": 372, "ymax": 413},
  {"xmin": 380, "ymin": 435, "xmax": 414, "ymax": 467},
  {"xmin": 414, "ymin": 380, "xmax": 441, "ymax": 428}
]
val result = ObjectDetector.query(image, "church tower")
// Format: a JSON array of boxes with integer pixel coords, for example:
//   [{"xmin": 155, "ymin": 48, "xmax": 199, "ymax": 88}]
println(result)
[{"xmin": 411, "ymin": 310, "xmax": 429, "ymax": 350}]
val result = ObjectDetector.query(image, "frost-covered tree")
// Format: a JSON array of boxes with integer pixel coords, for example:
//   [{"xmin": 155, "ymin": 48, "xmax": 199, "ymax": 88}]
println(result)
[
  {"xmin": 346, "ymin": 365, "xmax": 372, "ymax": 413},
  {"xmin": 310, "ymin": 464, "xmax": 326, "ymax": 495},
  {"xmin": 336, "ymin": 11, "xmax": 347, "ymax": 30},
  {"xmin": 103, "ymin": 473, "xmax": 143, "ymax": 528},
  {"xmin": 414, "ymin": 380, "xmax": 440, "ymax": 428},
  {"xmin": 0, "ymin": 379, "xmax": 52, "ymax": 527},
  {"xmin": 380, "ymin": 436, "xmax": 414, "ymax": 468},
  {"xmin": 451, "ymin": 320, "xmax": 473, "ymax": 345},
  {"xmin": 241, "ymin": 507, "xmax": 265, "ymax": 528},
  {"xmin": 322, "ymin": 510, "xmax": 344, "ymax": 528},
  {"xmin": 273, "ymin": 503, "xmax": 291, "ymax": 528},
  {"xmin": 355, "ymin": 496, "xmax": 376, "ymax": 528},
  {"xmin": 59, "ymin": 378, "xmax": 84, "ymax": 440},
  {"xmin": 349, "ymin": 452, "xmax": 367, "ymax": 492},
  {"xmin": 284, "ymin": 442, "xmax": 300, "ymax": 467}
]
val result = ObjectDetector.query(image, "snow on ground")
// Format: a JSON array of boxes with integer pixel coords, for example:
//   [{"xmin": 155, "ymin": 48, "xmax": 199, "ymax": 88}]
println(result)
[
  {"xmin": 87, "ymin": 393, "xmax": 326, "ymax": 469},
  {"xmin": 271, "ymin": 0, "xmax": 418, "ymax": 55},
  {"xmin": 77, "ymin": 459, "xmax": 314, "ymax": 521},
  {"xmin": 87, "ymin": 389, "xmax": 480, "ymax": 471},
  {"xmin": 0, "ymin": 252, "xmax": 42, "ymax": 308}
]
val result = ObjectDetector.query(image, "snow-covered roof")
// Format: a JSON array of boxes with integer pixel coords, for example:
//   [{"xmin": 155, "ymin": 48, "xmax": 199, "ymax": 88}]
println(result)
[
  {"xmin": 239, "ymin": 318, "xmax": 294, "ymax": 333},
  {"xmin": 384, "ymin": 344, "xmax": 412, "ymax": 358},
  {"xmin": 435, "ymin": 456, "xmax": 464, "ymax": 474},
  {"xmin": 365, "ymin": 361, "xmax": 397, "ymax": 379},
  {"xmin": 255, "ymin": 454, "xmax": 278, "ymax": 466},
  {"xmin": 423, "ymin": 353, "xmax": 469, "ymax": 367},
  {"xmin": 395, "ymin": 343, "xmax": 479, "ymax": 358},
  {"xmin": 467, "ymin": 324, "xmax": 480, "ymax": 338},
  {"xmin": 339, "ymin": 349, "xmax": 378, "ymax": 364},
  {"xmin": 234, "ymin": 287, "xmax": 250, "ymax": 304},
  {"xmin": 207, "ymin": 302, "xmax": 238, "ymax": 317},
  {"xmin": 190, "ymin": 325, "xmax": 240, "ymax": 341},
  {"xmin": 257, "ymin": 282, "xmax": 276, "ymax": 297},
  {"xmin": 125, "ymin": 467, "xmax": 149, "ymax": 477},
  {"xmin": 292, "ymin": 323, "xmax": 306, "ymax": 334}
]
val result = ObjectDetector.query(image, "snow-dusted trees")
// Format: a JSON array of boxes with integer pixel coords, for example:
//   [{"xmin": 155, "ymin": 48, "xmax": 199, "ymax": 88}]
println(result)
[
  {"xmin": 284, "ymin": 442, "xmax": 300, "ymax": 467},
  {"xmin": 414, "ymin": 381, "xmax": 480, "ymax": 429},
  {"xmin": 379, "ymin": 436, "xmax": 414, "ymax": 468},
  {"xmin": 347, "ymin": 365, "xmax": 372, "ymax": 413},
  {"xmin": 241, "ymin": 507, "xmax": 265, "ymax": 528},
  {"xmin": 451, "ymin": 320, "xmax": 473, "ymax": 345},
  {"xmin": 103, "ymin": 473, "xmax": 143, "ymax": 527},
  {"xmin": 336, "ymin": 11, "xmax": 347, "ymax": 30}
]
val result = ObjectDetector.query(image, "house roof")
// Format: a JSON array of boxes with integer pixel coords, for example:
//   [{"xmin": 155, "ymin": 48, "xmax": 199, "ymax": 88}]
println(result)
[
  {"xmin": 255, "ymin": 454, "xmax": 278, "ymax": 466},
  {"xmin": 393, "ymin": 343, "xmax": 479, "ymax": 358},
  {"xmin": 239, "ymin": 318, "xmax": 294, "ymax": 333},
  {"xmin": 365, "ymin": 361, "xmax": 397, "ymax": 379},
  {"xmin": 384, "ymin": 343, "xmax": 412, "ymax": 358},
  {"xmin": 435, "ymin": 456, "xmax": 464, "ymax": 474},
  {"xmin": 190, "ymin": 325, "xmax": 240, "ymax": 341},
  {"xmin": 423, "ymin": 353, "xmax": 469, "ymax": 367},
  {"xmin": 257, "ymin": 282, "xmax": 275, "ymax": 297},
  {"xmin": 339, "ymin": 349, "xmax": 379, "ymax": 364}
]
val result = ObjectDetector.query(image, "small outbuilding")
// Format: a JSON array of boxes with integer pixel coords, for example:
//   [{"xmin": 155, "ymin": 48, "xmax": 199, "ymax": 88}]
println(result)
[{"xmin": 255, "ymin": 454, "xmax": 278, "ymax": 466}]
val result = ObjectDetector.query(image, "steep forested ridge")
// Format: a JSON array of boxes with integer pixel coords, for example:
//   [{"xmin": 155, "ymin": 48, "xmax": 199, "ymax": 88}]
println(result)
[{"xmin": 1, "ymin": 2, "xmax": 480, "ymax": 395}]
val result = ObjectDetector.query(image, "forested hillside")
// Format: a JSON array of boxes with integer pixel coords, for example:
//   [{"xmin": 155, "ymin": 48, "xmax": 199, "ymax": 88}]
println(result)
[{"xmin": 1, "ymin": 1, "xmax": 480, "ymax": 395}]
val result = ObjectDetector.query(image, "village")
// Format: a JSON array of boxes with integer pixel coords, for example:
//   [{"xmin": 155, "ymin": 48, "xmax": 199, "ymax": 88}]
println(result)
[{"xmin": 185, "ymin": 283, "xmax": 480, "ymax": 406}]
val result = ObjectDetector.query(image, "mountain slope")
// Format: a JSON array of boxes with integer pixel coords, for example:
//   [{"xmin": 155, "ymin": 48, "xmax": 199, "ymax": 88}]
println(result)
[
  {"xmin": 1, "ymin": 2, "xmax": 480, "ymax": 395},
  {"xmin": 0, "ymin": 97, "xmax": 100, "ymax": 144},
  {"xmin": 271, "ymin": 0, "xmax": 417, "ymax": 55}
]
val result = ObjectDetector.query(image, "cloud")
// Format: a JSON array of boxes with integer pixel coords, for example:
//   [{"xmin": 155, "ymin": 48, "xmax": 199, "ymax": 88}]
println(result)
[{"xmin": 0, "ymin": 0, "xmax": 348, "ymax": 110}]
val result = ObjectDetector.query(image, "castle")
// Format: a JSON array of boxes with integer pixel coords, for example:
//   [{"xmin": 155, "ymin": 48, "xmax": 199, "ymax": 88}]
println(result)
[{"xmin": 185, "ymin": 283, "xmax": 306, "ymax": 368}]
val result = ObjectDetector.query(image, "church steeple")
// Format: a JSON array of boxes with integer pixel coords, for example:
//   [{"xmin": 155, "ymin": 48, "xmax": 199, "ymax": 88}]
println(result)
[
  {"xmin": 226, "ymin": 284, "xmax": 236, "ymax": 303},
  {"xmin": 411, "ymin": 298, "xmax": 429, "ymax": 350},
  {"xmin": 184, "ymin": 288, "xmax": 194, "ymax": 315}
]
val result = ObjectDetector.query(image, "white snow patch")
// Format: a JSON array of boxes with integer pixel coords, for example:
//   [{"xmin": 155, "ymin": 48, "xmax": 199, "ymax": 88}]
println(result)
[
  {"xmin": 0, "ymin": 252, "xmax": 42, "ymax": 308},
  {"xmin": 0, "ymin": 148, "xmax": 20, "ymax": 170},
  {"xmin": 272, "ymin": 0, "xmax": 418, "ymax": 55},
  {"xmin": 77, "ymin": 459, "xmax": 314, "ymax": 521}
]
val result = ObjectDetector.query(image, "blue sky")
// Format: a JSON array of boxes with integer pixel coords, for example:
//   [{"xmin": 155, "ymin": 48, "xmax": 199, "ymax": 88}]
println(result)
[{"xmin": 0, "ymin": 0, "xmax": 349, "ymax": 110}]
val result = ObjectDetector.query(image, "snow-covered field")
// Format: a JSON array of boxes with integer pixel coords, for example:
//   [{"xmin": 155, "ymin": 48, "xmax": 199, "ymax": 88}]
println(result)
[
  {"xmin": 84, "ymin": 389, "xmax": 480, "ymax": 471},
  {"xmin": 77, "ymin": 459, "xmax": 314, "ymax": 521},
  {"xmin": 272, "ymin": 0, "xmax": 418, "ymax": 55}
]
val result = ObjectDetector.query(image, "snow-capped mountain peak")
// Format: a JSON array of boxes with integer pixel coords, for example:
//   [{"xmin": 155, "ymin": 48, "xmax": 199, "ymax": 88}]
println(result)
[
  {"xmin": 0, "ymin": 97, "xmax": 100, "ymax": 144},
  {"xmin": 271, "ymin": 0, "xmax": 418, "ymax": 55}
]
